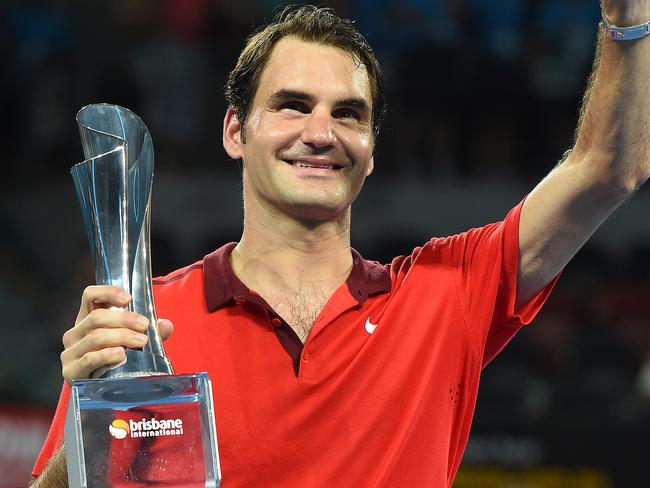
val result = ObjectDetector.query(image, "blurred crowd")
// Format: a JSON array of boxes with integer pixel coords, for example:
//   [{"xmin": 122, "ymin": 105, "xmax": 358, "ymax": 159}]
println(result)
[
  {"xmin": 1, "ymin": 0, "xmax": 603, "ymax": 183},
  {"xmin": 1, "ymin": 0, "xmax": 650, "ymax": 482}
]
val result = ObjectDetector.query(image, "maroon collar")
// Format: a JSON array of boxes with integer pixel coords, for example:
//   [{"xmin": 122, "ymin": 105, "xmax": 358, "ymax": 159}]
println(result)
[{"xmin": 203, "ymin": 242, "xmax": 391, "ymax": 312}]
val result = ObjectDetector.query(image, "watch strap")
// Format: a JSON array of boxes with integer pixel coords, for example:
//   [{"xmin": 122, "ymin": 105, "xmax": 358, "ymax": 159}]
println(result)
[{"xmin": 601, "ymin": 19, "xmax": 650, "ymax": 41}]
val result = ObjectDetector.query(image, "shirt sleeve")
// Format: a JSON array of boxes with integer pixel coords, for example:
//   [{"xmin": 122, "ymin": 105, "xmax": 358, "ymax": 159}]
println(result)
[{"xmin": 444, "ymin": 199, "xmax": 560, "ymax": 368}]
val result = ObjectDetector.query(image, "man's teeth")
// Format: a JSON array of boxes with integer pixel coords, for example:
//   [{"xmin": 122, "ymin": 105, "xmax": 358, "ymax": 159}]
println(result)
[{"xmin": 294, "ymin": 162, "xmax": 336, "ymax": 169}]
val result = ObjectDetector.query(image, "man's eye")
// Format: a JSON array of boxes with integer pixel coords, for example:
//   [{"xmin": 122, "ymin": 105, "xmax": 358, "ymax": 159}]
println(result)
[
  {"xmin": 333, "ymin": 108, "xmax": 360, "ymax": 120},
  {"xmin": 280, "ymin": 102, "xmax": 308, "ymax": 113}
]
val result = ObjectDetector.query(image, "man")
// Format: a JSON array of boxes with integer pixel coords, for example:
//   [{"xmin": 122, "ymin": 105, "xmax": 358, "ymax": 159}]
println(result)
[{"xmin": 32, "ymin": 3, "xmax": 650, "ymax": 487}]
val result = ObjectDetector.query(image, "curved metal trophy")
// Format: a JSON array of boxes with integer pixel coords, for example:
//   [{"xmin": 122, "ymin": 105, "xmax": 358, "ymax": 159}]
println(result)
[
  {"xmin": 64, "ymin": 104, "xmax": 221, "ymax": 487},
  {"xmin": 72, "ymin": 103, "xmax": 171, "ymax": 379}
]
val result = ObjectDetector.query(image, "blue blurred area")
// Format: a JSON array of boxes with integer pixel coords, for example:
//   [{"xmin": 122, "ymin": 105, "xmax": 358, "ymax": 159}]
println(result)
[{"xmin": 1, "ymin": 1, "xmax": 649, "ymax": 485}]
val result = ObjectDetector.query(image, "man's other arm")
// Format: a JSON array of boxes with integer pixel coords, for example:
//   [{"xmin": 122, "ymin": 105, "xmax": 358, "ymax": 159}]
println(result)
[
  {"xmin": 30, "ymin": 446, "xmax": 67, "ymax": 487},
  {"xmin": 517, "ymin": 2, "xmax": 650, "ymax": 308}
]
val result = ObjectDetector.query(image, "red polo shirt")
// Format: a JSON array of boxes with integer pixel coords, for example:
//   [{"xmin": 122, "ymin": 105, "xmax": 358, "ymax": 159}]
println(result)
[{"xmin": 34, "ymin": 201, "xmax": 557, "ymax": 487}]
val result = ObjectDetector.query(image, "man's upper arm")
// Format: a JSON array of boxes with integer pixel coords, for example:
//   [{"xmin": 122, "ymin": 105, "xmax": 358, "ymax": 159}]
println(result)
[{"xmin": 516, "ymin": 153, "xmax": 631, "ymax": 309}]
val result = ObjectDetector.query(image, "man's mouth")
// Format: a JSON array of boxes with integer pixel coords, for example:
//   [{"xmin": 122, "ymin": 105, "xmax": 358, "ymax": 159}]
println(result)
[{"xmin": 284, "ymin": 159, "xmax": 344, "ymax": 170}]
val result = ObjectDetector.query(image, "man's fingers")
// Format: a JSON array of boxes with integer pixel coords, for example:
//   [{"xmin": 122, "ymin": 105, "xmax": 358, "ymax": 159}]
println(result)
[
  {"xmin": 62, "ymin": 346, "xmax": 126, "ymax": 382},
  {"xmin": 63, "ymin": 327, "xmax": 149, "ymax": 362},
  {"xmin": 63, "ymin": 287, "xmax": 174, "ymax": 382},
  {"xmin": 65, "ymin": 308, "xmax": 149, "ymax": 348},
  {"xmin": 76, "ymin": 285, "xmax": 132, "ymax": 324},
  {"xmin": 156, "ymin": 318, "xmax": 174, "ymax": 341}
]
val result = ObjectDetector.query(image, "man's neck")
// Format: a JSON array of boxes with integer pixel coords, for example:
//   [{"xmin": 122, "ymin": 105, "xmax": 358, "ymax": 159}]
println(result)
[{"xmin": 231, "ymin": 205, "xmax": 354, "ymax": 295}]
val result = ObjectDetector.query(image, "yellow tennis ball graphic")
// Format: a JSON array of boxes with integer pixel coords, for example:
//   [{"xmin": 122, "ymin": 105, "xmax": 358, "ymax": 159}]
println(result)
[{"xmin": 109, "ymin": 419, "xmax": 130, "ymax": 439}]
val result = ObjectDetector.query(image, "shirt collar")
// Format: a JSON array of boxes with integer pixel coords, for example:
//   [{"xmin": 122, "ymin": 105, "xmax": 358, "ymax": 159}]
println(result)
[{"xmin": 203, "ymin": 242, "xmax": 391, "ymax": 312}]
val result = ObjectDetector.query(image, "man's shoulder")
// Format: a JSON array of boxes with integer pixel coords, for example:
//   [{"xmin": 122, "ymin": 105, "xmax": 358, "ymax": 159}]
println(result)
[
  {"xmin": 152, "ymin": 259, "xmax": 207, "ymax": 315},
  {"xmin": 153, "ymin": 260, "xmax": 205, "ymax": 289},
  {"xmin": 385, "ymin": 212, "xmax": 517, "ymax": 276},
  {"xmin": 385, "ymin": 234, "xmax": 466, "ymax": 268}
]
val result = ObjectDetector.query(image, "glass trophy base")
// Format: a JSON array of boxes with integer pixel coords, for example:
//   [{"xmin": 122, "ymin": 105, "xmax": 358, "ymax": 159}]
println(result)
[{"xmin": 65, "ymin": 373, "xmax": 221, "ymax": 488}]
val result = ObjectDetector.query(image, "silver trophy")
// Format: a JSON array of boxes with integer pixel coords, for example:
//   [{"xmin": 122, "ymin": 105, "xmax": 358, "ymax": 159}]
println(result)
[
  {"xmin": 65, "ymin": 104, "xmax": 220, "ymax": 487},
  {"xmin": 71, "ymin": 103, "xmax": 172, "ymax": 378}
]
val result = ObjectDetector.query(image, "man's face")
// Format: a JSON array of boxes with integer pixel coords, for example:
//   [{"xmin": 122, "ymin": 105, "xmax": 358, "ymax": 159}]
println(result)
[{"xmin": 224, "ymin": 37, "xmax": 375, "ymax": 223}]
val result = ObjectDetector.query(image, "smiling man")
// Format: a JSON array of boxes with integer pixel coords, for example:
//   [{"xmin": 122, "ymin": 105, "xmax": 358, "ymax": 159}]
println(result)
[
  {"xmin": 223, "ymin": 35, "xmax": 378, "ymax": 343},
  {"xmin": 32, "ymin": 3, "xmax": 650, "ymax": 487}
]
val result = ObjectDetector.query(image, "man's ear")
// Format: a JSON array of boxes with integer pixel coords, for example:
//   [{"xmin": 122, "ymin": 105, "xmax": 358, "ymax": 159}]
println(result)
[
  {"xmin": 223, "ymin": 108, "xmax": 243, "ymax": 160},
  {"xmin": 366, "ymin": 155, "xmax": 375, "ymax": 176}
]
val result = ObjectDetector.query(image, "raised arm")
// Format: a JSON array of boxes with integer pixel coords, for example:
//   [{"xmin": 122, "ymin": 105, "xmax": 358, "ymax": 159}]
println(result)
[{"xmin": 516, "ymin": 2, "xmax": 650, "ymax": 308}]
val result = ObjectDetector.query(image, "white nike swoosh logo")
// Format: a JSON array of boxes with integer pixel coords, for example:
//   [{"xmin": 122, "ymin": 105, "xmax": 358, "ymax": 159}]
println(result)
[{"xmin": 365, "ymin": 317, "xmax": 378, "ymax": 334}]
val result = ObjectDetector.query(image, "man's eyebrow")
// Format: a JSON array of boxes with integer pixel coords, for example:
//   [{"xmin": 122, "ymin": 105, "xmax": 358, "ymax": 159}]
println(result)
[
  {"xmin": 336, "ymin": 97, "xmax": 370, "ymax": 112},
  {"xmin": 269, "ymin": 89, "xmax": 314, "ymax": 102},
  {"xmin": 269, "ymin": 89, "xmax": 370, "ymax": 112}
]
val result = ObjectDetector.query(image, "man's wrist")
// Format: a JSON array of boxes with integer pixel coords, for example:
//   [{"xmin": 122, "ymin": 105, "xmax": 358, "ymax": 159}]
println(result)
[{"xmin": 601, "ymin": 2, "xmax": 650, "ymax": 27}]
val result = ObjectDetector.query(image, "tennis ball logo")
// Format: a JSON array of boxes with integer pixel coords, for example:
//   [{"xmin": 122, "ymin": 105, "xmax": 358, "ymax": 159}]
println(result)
[{"xmin": 109, "ymin": 419, "xmax": 130, "ymax": 439}]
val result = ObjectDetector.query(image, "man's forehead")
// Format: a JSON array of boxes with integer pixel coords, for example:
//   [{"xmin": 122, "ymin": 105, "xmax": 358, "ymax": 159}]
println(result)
[{"xmin": 256, "ymin": 37, "xmax": 371, "ymax": 103}]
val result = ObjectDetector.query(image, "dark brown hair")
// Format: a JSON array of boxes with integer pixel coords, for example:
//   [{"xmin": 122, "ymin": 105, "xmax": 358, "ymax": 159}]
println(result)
[{"xmin": 224, "ymin": 5, "xmax": 386, "ymax": 140}]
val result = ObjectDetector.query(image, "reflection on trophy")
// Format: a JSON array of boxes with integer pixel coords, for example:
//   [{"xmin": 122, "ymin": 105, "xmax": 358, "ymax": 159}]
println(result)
[{"xmin": 64, "ymin": 104, "xmax": 220, "ymax": 487}]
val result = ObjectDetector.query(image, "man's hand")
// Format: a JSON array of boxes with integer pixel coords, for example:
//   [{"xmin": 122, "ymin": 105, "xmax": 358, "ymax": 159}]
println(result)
[
  {"xmin": 60, "ymin": 285, "xmax": 173, "ymax": 381},
  {"xmin": 31, "ymin": 289, "xmax": 173, "ymax": 485}
]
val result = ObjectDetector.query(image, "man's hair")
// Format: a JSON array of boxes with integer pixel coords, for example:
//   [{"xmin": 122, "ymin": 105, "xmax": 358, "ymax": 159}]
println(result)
[{"xmin": 224, "ymin": 5, "xmax": 386, "ymax": 141}]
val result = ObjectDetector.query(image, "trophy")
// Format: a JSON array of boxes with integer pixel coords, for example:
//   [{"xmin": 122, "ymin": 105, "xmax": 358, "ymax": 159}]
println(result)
[{"xmin": 64, "ymin": 104, "xmax": 221, "ymax": 487}]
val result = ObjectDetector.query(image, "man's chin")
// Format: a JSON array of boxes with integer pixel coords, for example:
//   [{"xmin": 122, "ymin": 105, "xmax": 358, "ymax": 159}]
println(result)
[{"xmin": 281, "ymin": 199, "xmax": 350, "ymax": 225}]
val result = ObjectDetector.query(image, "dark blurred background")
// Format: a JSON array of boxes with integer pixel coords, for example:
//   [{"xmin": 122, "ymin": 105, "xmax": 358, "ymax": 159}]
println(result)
[{"xmin": 1, "ymin": 1, "xmax": 650, "ymax": 486}]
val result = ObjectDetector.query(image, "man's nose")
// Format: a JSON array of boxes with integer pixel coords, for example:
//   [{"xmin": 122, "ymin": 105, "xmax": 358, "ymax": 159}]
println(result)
[{"xmin": 300, "ymin": 110, "xmax": 336, "ymax": 147}]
